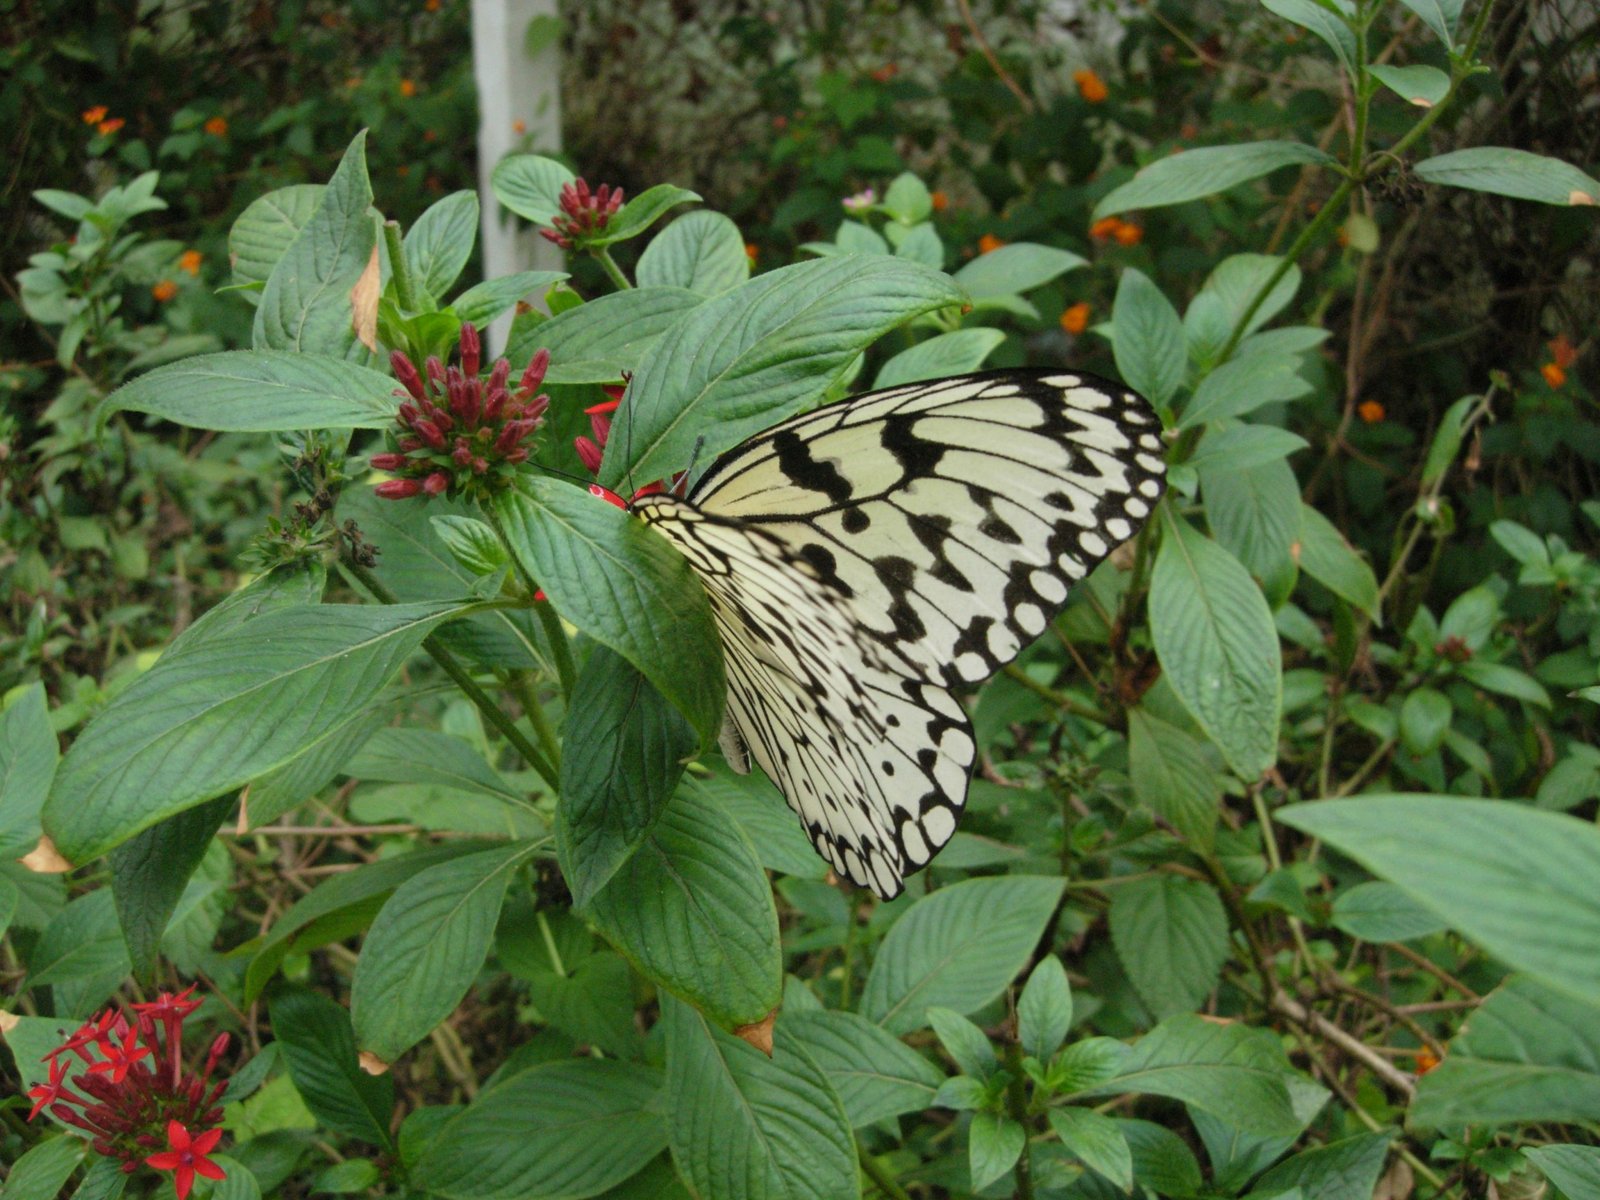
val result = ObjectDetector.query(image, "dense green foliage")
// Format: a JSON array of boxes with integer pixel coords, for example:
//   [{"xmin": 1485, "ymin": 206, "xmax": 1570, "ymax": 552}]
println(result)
[{"xmin": 3, "ymin": 3, "xmax": 1600, "ymax": 1200}]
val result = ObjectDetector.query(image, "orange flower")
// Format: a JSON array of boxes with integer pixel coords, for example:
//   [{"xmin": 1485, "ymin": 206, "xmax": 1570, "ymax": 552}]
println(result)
[
  {"xmin": 151, "ymin": 280, "xmax": 178, "ymax": 303},
  {"xmin": 1073, "ymin": 69, "xmax": 1109, "ymax": 103},
  {"xmin": 1089, "ymin": 216, "xmax": 1122, "ymax": 242},
  {"xmin": 399, "ymin": 79, "xmax": 417, "ymax": 98},
  {"xmin": 771, "ymin": 115, "xmax": 788, "ymax": 131},
  {"xmin": 1547, "ymin": 333, "xmax": 1577, "ymax": 369},
  {"xmin": 931, "ymin": 190, "xmax": 949, "ymax": 212},
  {"xmin": 1357, "ymin": 400, "xmax": 1385, "ymax": 423},
  {"xmin": 178, "ymin": 250, "xmax": 202, "ymax": 276},
  {"xmin": 1112, "ymin": 221, "xmax": 1143, "ymax": 246},
  {"xmin": 1541, "ymin": 362, "xmax": 1567, "ymax": 389},
  {"xmin": 425, "ymin": 0, "xmax": 441, "ymax": 9},
  {"xmin": 396, "ymin": 164, "xmax": 411, "ymax": 178},
  {"xmin": 82, "ymin": 106, "xmax": 109, "ymax": 125},
  {"xmin": 978, "ymin": 233, "xmax": 1006, "ymax": 254},
  {"xmin": 512, "ymin": 118, "xmax": 526, "ymax": 134},
  {"xmin": 745, "ymin": 243, "xmax": 758, "ymax": 262},
  {"xmin": 422, "ymin": 128, "xmax": 438, "ymax": 142},
  {"xmin": 1414, "ymin": 1048, "xmax": 1441, "ymax": 1075},
  {"xmin": 870, "ymin": 64, "xmax": 898, "ymax": 83},
  {"xmin": 1059, "ymin": 302, "xmax": 1091, "ymax": 335},
  {"xmin": 98, "ymin": 118, "xmax": 125, "ymax": 136},
  {"xmin": 203, "ymin": 116, "xmax": 227, "ymax": 136}
]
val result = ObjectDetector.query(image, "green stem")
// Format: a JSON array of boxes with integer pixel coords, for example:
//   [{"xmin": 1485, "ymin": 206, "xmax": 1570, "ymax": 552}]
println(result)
[
  {"xmin": 534, "ymin": 600, "xmax": 577, "ymax": 697},
  {"xmin": 344, "ymin": 556, "xmax": 559, "ymax": 789},
  {"xmin": 1004, "ymin": 1041, "xmax": 1036, "ymax": 1200},
  {"xmin": 856, "ymin": 1138, "xmax": 913, "ymax": 1200},
  {"xmin": 592, "ymin": 246, "xmax": 633, "ymax": 291},
  {"xmin": 1001, "ymin": 663, "xmax": 1110, "ymax": 725},
  {"xmin": 509, "ymin": 668, "xmax": 563, "ymax": 771},
  {"xmin": 384, "ymin": 220, "xmax": 419, "ymax": 312},
  {"xmin": 1347, "ymin": 0, "xmax": 1373, "ymax": 178}
]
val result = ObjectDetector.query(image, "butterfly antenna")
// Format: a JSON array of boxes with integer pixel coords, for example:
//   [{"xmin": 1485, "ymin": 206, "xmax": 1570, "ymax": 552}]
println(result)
[{"xmin": 677, "ymin": 435, "xmax": 707, "ymax": 497}]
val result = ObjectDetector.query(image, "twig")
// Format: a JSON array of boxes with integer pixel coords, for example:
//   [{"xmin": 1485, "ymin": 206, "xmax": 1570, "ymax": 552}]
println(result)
[{"xmin": 955, "ymin": 0, "xmax": 1035, "ymax": 113}]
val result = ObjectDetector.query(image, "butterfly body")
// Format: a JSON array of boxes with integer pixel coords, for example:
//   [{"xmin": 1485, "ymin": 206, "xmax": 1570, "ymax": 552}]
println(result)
[{"xmin": 631, "ymin": 369, "xmax": 1166, "ymax": 898}]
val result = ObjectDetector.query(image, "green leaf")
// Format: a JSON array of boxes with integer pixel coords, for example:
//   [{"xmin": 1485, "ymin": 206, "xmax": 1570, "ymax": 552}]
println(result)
[
  {"xmin": 1398, "ymin": 688, "xmax": 1452, "ymax": 755},
  {"xmin": 106, "ymin": 351, "xmax": 403, "ymax": 431},
  {"xmin": 1458, "ymin": 660, "xmax": 1552, "ymax": 709},
  {"xmin": 404, "ymin": 191, "xmax": 479, "ymax": 300},
  {"xmin": 1368, "ymin": 64, "xmax": 1451, "ymax": 108},
  {"xmin": 928, "ymin": 1006, "xmax": 998, "ymax": 1078},
  {"xmin": 1396, "ymin": 0, "xmax": 1463, "ymax": 45},
  {"xmin": 110, "ymin": 795, "xmax": 232, "ymax": 978},
  {"xmin": 1412, "ymin": 976, "xmax": 1600, "ymax": 1126},
  {"xmin": 1193, "ymin": 254, "xmax": 1304, "ymax": 356},
  {"xmin": 1151, "ymin": 512, "xmax": 1282, "ymax": 779},
  {"xmin": 952, "ymin": 243, "xmax": 1086, "ymax": 297},
  {"xmin": 1329, "ymin": 881, "xmax": 1447, "ymax": 942},
  {"xmin": 1108, "ymin": 876, "xmax": 1230, "ymax": 1017},
  {"xmin": 1296, "ymin": 503, "xmax": 1380, "ymax": 619},
  {"xmin": 24, "ymin": 889, "xmax": 129, "ymax": 993},
  {"xmin": 246, "ymin": 704, "xmax": 390, "ymax": 829},
  {"xmin": 3, "ymin": 1137, "xmax": 86, "ymax": 1200},
  {"xmin": 637, "ymin": 210, "xmax": 751, "ymax": 295},
  {"xmin": 1048, "ymin": 1108, "xmax": 1133, "ymax": 1190},
  {"xmin": 784, "ymin": 1010, "xmax": 942, "ymax": 1127},
  {"xmin": 1180, "ymin": 353, "xmax": 1314, "ymax": 429},
  {"xmin": 861, "ymin": 875, "xmax": 1065, "ymax": 1035},
  {"xmin": 663, "ymin": 996, "xmax": 860, "ymax": 1200},
  {"xmin": 1112, "ymin": 268, "xmax": 1187, "ymax": 410},
  {"xmin": 411, "ymin": 1059, "xmax": 667, "ymax": 1199},
  {"xmin": 1527, "ymin": 1145, "xmax": 1600, "ymax": 1200},
  {"xmin": 255, "ymin": 132, "xmax": 376, "ymax": 356},
  {"xmin": 507, "ymin": 287, "xmax": 706, "ymax": 385},
  {"xmin": 352, "ymin": 841, "xmax": 539, "ymax": 1063},
  {"xmin": 558, "ymin": 645, "xmax": 696, "ymax": 907},
  {"xmin": 1259, "ymin": 0, "xmax": 1356, "ymax": 74},
  {"xmin": 43, "ymin": 600, "xmax": 468, "ymax": 863},
  {"xmin": 229, "ymin": 184, "xmax": 325, "ymax": 293},
  {"xmin": 872, "ymin": 329, "xmax": 1006, "ymax": 388},
  {"xmin": 969, "ymin": 1113, "xmax": 1027, "ymax": 1192},
  {"xmin": 347, "ymin": 727, "xmax": 523, "ymax": 804},
  {"xmin": 1187, "ymin": 424, "xmax": 1310, "ymax": 476},
  {"xmin": 593, "ymin": 184, "xmax": 702, "ymax": 246},
  {"xmin": 601, "ymin": 256, "xmax": 966, "ymax": 490},
  {"xmin": 881, "ymin": 173, "xmax": 933, "ymax": 223},
  {"xmin": 1128, "ymin": 707, "xmax": 1220, "ymax": 850},
  {"xmin": 1489, "ymin": 518, "xmax": 1549, "ymax": 567},
  {"xmin": 1018, "ymin": 956, "xmax": 1074, "ymax": 1060},
  {"xmin": 1083, "ymin": 1015, "xmax": 1305, "ymax": 1136},
  {"xmin": 1276, "ymin": 797, "xmax": 1600, "ymax": 1007},
  {"xmin": 1093, "ymin": 142, "xmax": 1336, "ymax": 219},
  {"xmin": 492, "ymin": 480, "xmax": 724, "ymax": 748},
  {"xmin": 1121, "ymin": 1119, "xmax": 1206, "ymax": 1197},
  {"xmin": 893, "ymin": 223, "xmax": 944, "ymax": 268},
  {"xmin": 1255, "ymin": 1131, "xmax": 1392, "ymax": 1200},
  {"xmin": 1414, "ymin": 148, "xmax": 1600, "ymax": 207},
  {"xmin": 451, "ymin": 270, "xmax": 568, "ymax": 327},
  {"xmin": 491, "ymin": 154, "xmax": 576, "ymax": 226},
  {"xmin": 588, "ymin": 780, "xmax": 781, "ymax": 1027},
  {"xmin": 693, "ymin": 766, "xmax": 828, "ymax": 881},
  {"xmin": 1202, "ymin": 456, "xmax": 1301, "ymax": 578},
  {"xmin": 0, "ymin": 683, "xmax": 57, "ymax": 859},
  {"xmin": 270, "ymin": 988, "xmax": 395, "ymax": 1150}
]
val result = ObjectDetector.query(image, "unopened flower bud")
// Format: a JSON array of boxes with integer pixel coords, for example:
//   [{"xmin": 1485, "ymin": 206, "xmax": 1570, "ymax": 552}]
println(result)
[
  {"xmin": 575, "ymin": 436, "xmax": 604, "ymax": 473},
  {"xmin": 423, "ymin": 472, "xmax": 450, "ymax": 495},
  {"xmin": 518, "ymin": 349, "xmax": 550, "ymax": 397},
  {"xmin": 390, "ymin": 351, "xmax": 427, "ymax": 401},
  {"xmin": 414, "ymin": 420, "xmax": 447, "ymax": 450},
  {"xmin": 376, "ymin": 478, "xmax": 425, "ymax": 499},
  {"xmin": 460, "ymin": 322, "xmax": 480, "ymax": 377},
  {"xmin": 369, "ymin": 452, "xmax": 407, "ymax": 471}
]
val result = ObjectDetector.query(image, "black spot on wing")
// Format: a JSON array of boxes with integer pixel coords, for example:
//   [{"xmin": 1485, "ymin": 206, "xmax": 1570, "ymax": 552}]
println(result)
[{"xmin": 774, "ymin": 429, "xmax": 853, "ymax": 503}]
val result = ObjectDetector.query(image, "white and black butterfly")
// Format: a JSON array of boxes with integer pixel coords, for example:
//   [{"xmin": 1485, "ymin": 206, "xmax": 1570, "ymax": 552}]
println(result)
[{"xmin": 630, "ymin": 370, "xmax": 1167, "ymax": 899}]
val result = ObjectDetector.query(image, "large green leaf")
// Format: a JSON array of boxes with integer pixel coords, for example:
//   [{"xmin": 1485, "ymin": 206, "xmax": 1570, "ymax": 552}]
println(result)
[
  {"xmin": 1276, "ymin": 796, "xmax": 1600, "ymax": 1006},
  {"xmin": 872, "ymin": 328, "xmax": 1006, "ymax": 389},
  {"xmin": 1127, "ymin": 708, "xmax": 1220, "ymax": 851},
  {"xmin": 1094, "ymin": 142, "xmax": 1336, "ymax": 219},
  {"xmin": 270, "ymin": 989, "xmax": 395, "ymax": 1150},
  {"xmin": 43, "ymin": 600, "xmax": 468, "ymax": 862},
  {"xmin": 1108, "ymin": 875, "xmax": 1230, "ymax": 1016},
  {"xmin": 1179, "ymin": 353, "xmax": 1314, "ymax": 429},
  {"xmin": 1112, "ymin": 267, "xmax": 1186, "ymax": 411},
  {"xmin": 107, "ymin": 352, "xmax": 402, "ymax": 430},
  {"xmin": 0, "ymin": 683, "xmax": 56, "ymax": 859},
  {"xmin": 1297, "ymin": 502, "xmax": 1379, "ymax": 620},
  {"xmin": 1151, "ymin": 512, "xmax": 1282, "ymax": 779},
  {"xmin": 255, "ymin": 132, "xmax": 376, "ymax": 356},
  {"xmin": 347, "ymin": 727, "xmax": 523, "ymax": 804},
  {"xmin": 507, "ymin": 287, "xmax": 706, "ymax": 384},
  {"xmin": 491, "ymin": 154, "xmax": 576, "ymax": 226},
  {"xmin": 2, "ymin": 1137, "xmax": 86, "ymax": 1200},
  {"xmin": 110, "ymin": 795, "xmax": 232, "ymax": 978},
  {"xmin": 23, "ymin": 889, "xmax": 129, "ymax": 992},
  {"xmin": 785, "ymin": 1009, "xmax": 942, "ymax": 1126},
  {"xmin": 637, "ymin": 210, "xmax": 751, "ymax": 296},
  {"xmin": 591, "ymin": 184, "xmax": 701, "ymax": 246},
  {"xmin": 951, "ymin": 243, "xmax": 1085, "ymax": 297},
  {"xmin": 1201, "ymin": 456, "xmax": 1301, "ymax": 578},
  {"xmin": 1259, "ymin": 0, "xmax": 1357, "ymax": 74},
  {"xmin": 403, "ymin": 190, "xmax": 479, "ymax": 300},
  {"xmin": 411, "ymin": 1059, "xmax": 666, "ymax": 1199},
  {"xmin": 662, "ymin": 996, "xmax": 860, "ymax": 1200},
  {"xmin": 601, "ymin": 256, "xmax": 965, "ymax": 490},
  {"xmin": 558, "ymin": 646, "xmax": 696, "ymax": 907},
  {"xmin": 1255, "ymin": 1131, "xmax": 1392, "ymax": 1200},
  {"xmin": 229, "ymin": 183, "xmax": 325, "ymax": 292},
  {"xmin": 1411, "ymin": 976, "xmax": 1600, "ymax": 1126},
  {"xmin": 587, "ymin": 781, "xmax": 781, "ymax": 1027},
  {"xmin": 1414, "ymin": 147, "xmax": 1600, "ymax": 207},
  {"xmin": 492, "ymin": 479, "xmax": 724, "ymax": 747},
  {"xmin": 1527, "ymin": 1145, "xmax": 1600, "ymax": 1200},
  {"xmin": 352, "ymin": 841, "xmax": 541, "ymax": 1063},
  {"xmin": 861, "ymin": 875, "xmax": 1065, "ymax": 1034},
  {"xmin": 1048, "ymin": 1108, "xmax": 1133, "ymax": 1191}
]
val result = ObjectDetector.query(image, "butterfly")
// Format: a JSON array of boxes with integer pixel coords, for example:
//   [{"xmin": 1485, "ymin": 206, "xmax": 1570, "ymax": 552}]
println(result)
[{"xmin": 628, "ymin": 369, "xmax": 1167, "ymax": 899}]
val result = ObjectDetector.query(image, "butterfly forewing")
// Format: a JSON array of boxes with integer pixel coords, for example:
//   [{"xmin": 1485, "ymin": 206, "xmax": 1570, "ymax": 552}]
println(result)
[
  {"xmin": 632, "ymin": 369, "xmax": 1166, "ymax": 896},
  {"xmin": 685, "ymin": 371, "xmax": 1167, "ymax": 685}
]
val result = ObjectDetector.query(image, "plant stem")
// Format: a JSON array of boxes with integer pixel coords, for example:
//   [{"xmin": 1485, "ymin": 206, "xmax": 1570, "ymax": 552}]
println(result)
[
  {"xmin": 592, "ymin": 246, "xmax": 633, "ymax": 291},
  {"xmin": 534, "ymin": 600, "xmax": 577, "ymax": 697},
  {"xmin": 509, "ymin": 668, "xmax": 563, "ymax": 771},
  {"xmin": 1001, "ymin": 664, "xmax": 1109, "ymax": 724},
  {"xmin": 1004, "ymin": 1041, "xmax": 1036, "ymax": 1200},
  {"xmin": 384, "ymin": 220, "xmax": 419, "ymax": 312},
  {"xmin": 856, "ymin": 1138, "xmax": 914, "ymax": 1200}
]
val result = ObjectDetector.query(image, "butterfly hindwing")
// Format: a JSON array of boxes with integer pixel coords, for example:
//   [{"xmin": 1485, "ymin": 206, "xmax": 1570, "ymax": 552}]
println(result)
[{"xmin": 631, "ymin": 369, "xmax": 1166, "ymax": 897}]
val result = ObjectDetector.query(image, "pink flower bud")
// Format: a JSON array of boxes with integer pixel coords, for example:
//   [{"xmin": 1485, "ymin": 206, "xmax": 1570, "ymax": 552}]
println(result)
[
  {"xmin": 399, "ymin": 436, "xmax": 424, "ymax": 452},
  {"xmin": 423, "ymin": 472, "xmax": 450, "ymax": 495},
  {"xmin": 369, "ymin": 452, "xmax": 407, "ymax": 471},
  {"xmin": 390, "ymin": 350, "xmax": 427, "ymax": 401},
  {"xmin": 425, "ymin": 356, "xmax": 446, "ymax": 389},
  {"xmin": 525, "ymin": 393, "xmax": 550, "ymax": 420},
  {"xmin": 518, "ymin": 349, "xmax": 550, "ymax": 398},
  {"xmin": 575, "ymin": 435, "xmax": 603, "ymax": 473},
  {"xmin": 376, "ymin": 478, "xmax": 424, "ymax": 499},
  {"xmin": 588, "ymin": 411, "xmax": 611, "ymax": 444},
  {"xmin": 460, "ymin": 322, "xmax": 480, "ymax": 378},
  {"xmin": 483, "ymin": 359, "xmax": 511, "ymax": 420},
  {"xmin": 414, "ymin": 420, "xmax": 446, "ymax": 450}
]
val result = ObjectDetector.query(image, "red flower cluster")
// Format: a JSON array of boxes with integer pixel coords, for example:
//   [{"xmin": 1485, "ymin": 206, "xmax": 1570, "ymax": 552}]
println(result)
[
  {"xmin": 27, "ymin": 987, "xmax": 230, "ymax": 1198},
  {"xmin": 374, "ymin": 322, "xmax": 551, "ymax": 500},
  {"xmin": 572, "ymin": 385, "xmax": 683, "ymax": 507},
  {"xmin": 540, "ymin": 178, "xmax": 625, "ymax": 250}
]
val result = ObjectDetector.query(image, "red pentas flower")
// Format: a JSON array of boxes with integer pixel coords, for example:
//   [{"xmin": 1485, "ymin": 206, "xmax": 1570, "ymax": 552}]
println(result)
[
  {"xmin": 541, "ymin": 177, "xmax": 625, "ymax": 250},
  {"xmin": 374, "ymin": 322, "xmax": 551, "ymax": 501},
  {"xmin": 571, "ymin": 383, "xmax": 683, "ymax": 505},
  {"xmin": 29, "ymin": 987, "xmax": 230, "ymax": 1192}
]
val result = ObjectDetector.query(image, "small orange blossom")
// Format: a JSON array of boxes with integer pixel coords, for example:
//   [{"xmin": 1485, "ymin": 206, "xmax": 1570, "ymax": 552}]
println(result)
[
  {"xmin": 98, "ymin": 118, "xmax": 125, "ymax": 136},
  {"xmin": 1112, "ymin": 221, "xmax": 1143, "ymax": 246},
  {"xmin": 1060, "ymin": 302, "xmax": 1092, "ymax": 335},
  {"xmin": 203, "ymin": 116, "xmax": 228, "ymax": 136},
  {"xmin": 978, "ymin": 233, "xmax": 1006, "ymax": 254},
  {"xmin": 152, "ymin": 280, "xmax": 178, "ymax": 303},
  {"xmin": 178, "ymin": 250, "xmax": 202, "ymax": 276},
  {"xmin": 1541, "ymin": 362, "xmax": 1567, "ymax": 389},
  {"xmin": 1357, "ymin": 400, "xmax": 1385, "ymax": 423},
  {"xmin": 399, "ymin": 79, "xmax": 417, "ymax": 98},
  {"xmin": 1074, "ymin": 69, "xmax": 1109, "ymax": 103},
  {"xmin": 82, "ymin": 106, "xmax": 109, "ymax": 125},
  {"xmin": 930, "ymin": 190, "xmax": 949, "ymax": 212}
]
